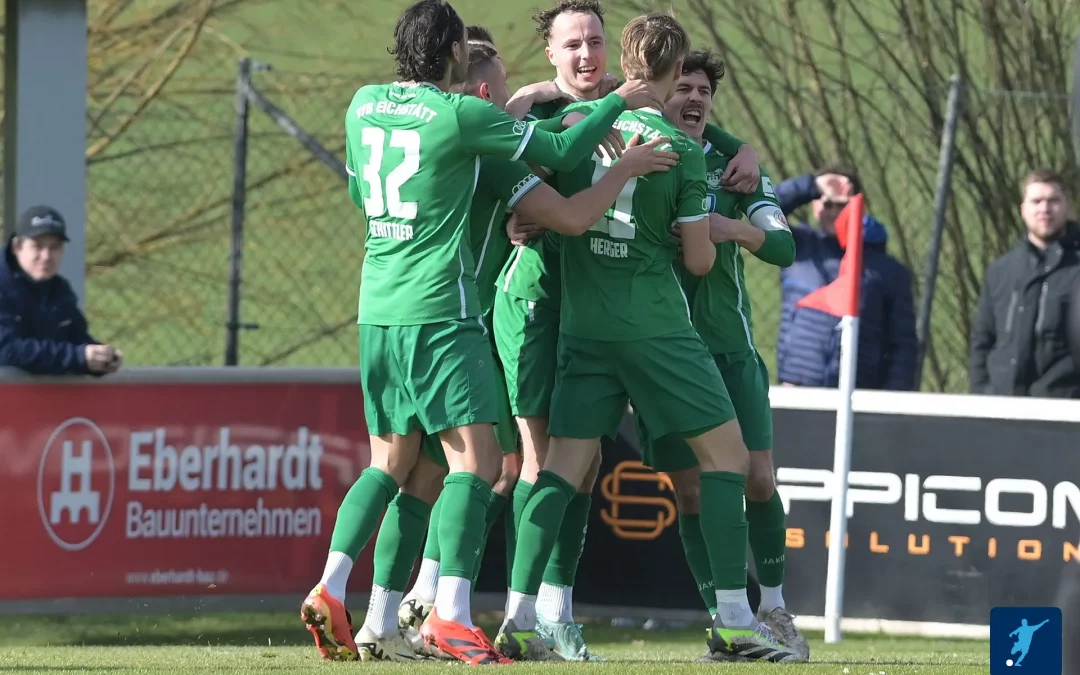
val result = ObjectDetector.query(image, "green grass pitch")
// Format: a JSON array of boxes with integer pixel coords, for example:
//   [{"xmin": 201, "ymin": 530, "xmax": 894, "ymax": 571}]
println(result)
[{"xmin": 0, "ymin": 610, "xmax": 988, "ymax": 673}]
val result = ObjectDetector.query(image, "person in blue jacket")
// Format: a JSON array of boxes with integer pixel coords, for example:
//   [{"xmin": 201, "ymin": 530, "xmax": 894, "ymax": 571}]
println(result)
[
  {"xmin": 0, "ymin": 206, "xmax": 122, "ymax": 375},
  {"xmin": 773, "ymin": 167, "xmax": 917, "ymax": 391}
]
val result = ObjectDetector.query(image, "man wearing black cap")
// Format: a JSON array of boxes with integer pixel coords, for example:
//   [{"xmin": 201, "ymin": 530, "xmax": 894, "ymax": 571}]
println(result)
[{"xmin": 0, "ymin": 205, "xmax": 122, "ymax": 375}]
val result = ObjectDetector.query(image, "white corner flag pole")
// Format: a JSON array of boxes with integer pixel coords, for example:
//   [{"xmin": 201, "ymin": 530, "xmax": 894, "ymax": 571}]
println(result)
[{"xmin": 823, "ymin": 313, "xmax": 861, "ymax": 644}]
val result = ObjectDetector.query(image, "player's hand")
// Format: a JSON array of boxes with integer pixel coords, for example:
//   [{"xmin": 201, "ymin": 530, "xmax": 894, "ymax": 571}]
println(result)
[
  {"xmin": 706, "ymin": 213, "xmax": 748, "ymax": 243},
  {"xmin": 105, "ymin": 348, "xmax": 124, "ymax": 373},
  {"xmin": 613, "ymin": 79, "xmax": 666, "ymax": 111},
  {"xmin": 721, "ymin": 145, "xmax": 760, "ymax": 193},
  {"xmin": 505, "ymin": 81, "xmax": 568, "ymax": 120},
  {"xmin": 598, "ymin": 72, "xmax": 620, "ymax": 97},
  {"xmin": 506, "ymin": 213, "xmax": 545, "ymax": 246},
  {"xmin": 617, "ymin": 134, "xmax": 679, "ymax": 177},
  {"xmin": 562, "ymin": 112, "xmax": 625, "ymax": 159}
]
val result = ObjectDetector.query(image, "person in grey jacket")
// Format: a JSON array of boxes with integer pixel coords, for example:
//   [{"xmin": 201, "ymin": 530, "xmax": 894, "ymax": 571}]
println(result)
[{"xmin": 969, "ymin": 169, "xmax": 1080, "ymax": 398}]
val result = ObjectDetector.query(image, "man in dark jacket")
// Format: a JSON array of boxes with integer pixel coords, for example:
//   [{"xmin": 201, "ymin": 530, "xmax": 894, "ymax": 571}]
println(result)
[
  {"xmin": 969, "ymin": 169, "xmax": 1080, "ymax": 398},
  {"xmin": 0, "ymin": 206, "xmax": 122, "ymax": 375},
  {"xmin": 773, "ymin": 167, "xmax": 917, "ymax": 390}
]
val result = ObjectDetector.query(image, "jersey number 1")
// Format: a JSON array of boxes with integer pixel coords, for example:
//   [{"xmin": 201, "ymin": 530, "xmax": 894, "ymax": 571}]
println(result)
[
  {"xmin": 588, "ymin": 154, "xmax": 637, "ymax": 239},
  {"xmin": 360, "ymin": 128, "xmax": 420, "ymax": 219}
]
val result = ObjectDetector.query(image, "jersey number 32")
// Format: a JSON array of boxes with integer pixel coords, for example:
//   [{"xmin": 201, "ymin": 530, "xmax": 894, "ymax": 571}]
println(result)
[{"xmin": 359, "ymin": 128, "xmax": 420, "ymax": 220}]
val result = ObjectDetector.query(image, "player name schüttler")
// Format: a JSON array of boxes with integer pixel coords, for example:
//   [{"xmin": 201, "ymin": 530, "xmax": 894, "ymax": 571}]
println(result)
[
  {"xmin": 126, "ymin": 498, "xmax": 321, "ymax": 539},
  {"xmin": 591, "ymin": 237, "xmax": 629, "ymax": 258},
  {"xmin": 368, "ymin": 220, "xmax": 415, "ymax": 241},
  {"xmin": 355, "ymin": 99, "xmax": 437, "ymax": 123}
]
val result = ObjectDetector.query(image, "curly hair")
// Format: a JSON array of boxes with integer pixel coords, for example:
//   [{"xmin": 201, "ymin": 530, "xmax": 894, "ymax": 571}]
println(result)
[
  {"xmin": 389, "ymin": 0, "xmax": 465, "ymax": 82},
  {"xmin": 682, "ymin": 49, "xmax": 725, "ymax": 95},
  {"xmin": 533, "ymin": 0, "xmax": 605, "ymax": 41}
]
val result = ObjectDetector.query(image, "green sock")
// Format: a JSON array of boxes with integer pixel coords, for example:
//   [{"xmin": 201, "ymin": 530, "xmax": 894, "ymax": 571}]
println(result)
[
  {"xmin": 508, "ymin": 480, "xmax": 532, "ymax": 582},
  {"xmin": 421, "ymin": 493, "xmax": 443, "ymax": 562},
  {"xmin": 510, "ymin": 471, "xmax": 575, "ymax": 594},
  {"xmin": 437, "ymin": 472, "xmax": 493, "ymax": 579},
  {"xmin": 328, "ymin": 467, "xmax": 399, "ymax": 560},
  {"xmin": 542, "ymin": 492, "xmax": 591, "ymax": 587},
  {"xmin": 372, "ymin": 493, "xmax": 432, "ymax": 591},
  {"xmin": 678, "ymin": 512, "xmax": 716, "ymax": 615},
  {"xmin": 746, "ymin": 491, "xmax": 787, "ymax": 588},
  {"xmin": 700, "ymin": 471, "xmax": 749, "ymax": 591},
  {"xmin": 472, "ymin": 491, "xmax": 509, "ymax": 584}
]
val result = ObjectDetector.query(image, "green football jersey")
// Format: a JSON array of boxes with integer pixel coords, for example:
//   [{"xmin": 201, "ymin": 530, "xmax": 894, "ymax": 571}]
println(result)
[
  {"xmin": 554, "ymin": 105, "xmax": 709, "ymax": 341},
  {"xmin": 470, "ymin": 157, "xmax": 542, "ymax": 315},
  {"xmin": 679, "ymin": 141, "xmax": 789, "ymax": 353},
  {"xmin": 345, "ymin": 82, "xmax": 627, "ymax": 325},
  {"xmin": 494, "ymin": 100, "xmax": 571, "ymax": 310}
]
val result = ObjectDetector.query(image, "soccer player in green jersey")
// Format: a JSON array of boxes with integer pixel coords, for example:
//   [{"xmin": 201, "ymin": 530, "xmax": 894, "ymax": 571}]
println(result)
[
  {"xmin": 300, "ymin": 0, "xmax": 668, "ymax": 665},
  {"xmin": 496, "ymin": 14, "xmax": 799, "ymax": 664},
  {"xmin": 642, "ymin": 49, "xmax": 809, "ymax": 662},
  {"xmin": 366, "ymin": 36, "xmax": 677, "ymax": 663},
  {"xmin": 490, "ymin": 1, "xmax": 764, "ymax": 661}
]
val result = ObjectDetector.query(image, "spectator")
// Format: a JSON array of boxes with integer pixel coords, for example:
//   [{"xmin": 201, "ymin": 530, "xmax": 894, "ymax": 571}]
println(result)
[
  {"xmin": 969, "ymin": 170, "xmax": 1080, "ymax": 398},
  {"xmin": 0, "ymin": 206, "xmax": 122, "ymax": 376},
  {"xmin": 773, "ymin": 166, "xmax": 918, "ymax": 390}
]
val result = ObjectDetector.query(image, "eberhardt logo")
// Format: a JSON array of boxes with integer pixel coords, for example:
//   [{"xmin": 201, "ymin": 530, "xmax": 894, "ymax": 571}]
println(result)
[
  {"xmin": 37, "ymin": 421, "xmax": 329, "ymax": 550},
  {"xmin": 37, "ymin": 418, "xmax": 116, "ymax": 551}
]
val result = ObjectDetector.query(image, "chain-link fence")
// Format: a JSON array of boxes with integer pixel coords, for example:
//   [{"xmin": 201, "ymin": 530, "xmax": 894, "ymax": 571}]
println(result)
[{"xmin": 6, "ymin": 0, "xmax": 1075, "ymax": 391}]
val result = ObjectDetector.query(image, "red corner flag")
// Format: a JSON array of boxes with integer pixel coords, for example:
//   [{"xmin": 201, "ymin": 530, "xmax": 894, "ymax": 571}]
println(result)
[{"xmin": 796, "ymin": 195, "xmax": 867, "ymax": 318}]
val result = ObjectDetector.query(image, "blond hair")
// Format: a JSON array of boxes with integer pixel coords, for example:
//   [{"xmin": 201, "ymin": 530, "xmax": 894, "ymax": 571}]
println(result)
[{"xmin": 620, "ymin": 13, "xmax": 690, "ymax": 81}]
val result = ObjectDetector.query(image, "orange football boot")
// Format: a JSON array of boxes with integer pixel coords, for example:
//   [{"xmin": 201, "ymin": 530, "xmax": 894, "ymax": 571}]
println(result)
[
  {"xmin": 419, "ymin": 608, "xmax": 512, "ymax": 665},
  {"xmin": 299, "ymin": 583, "xmax": 358, "ymax": 661}
]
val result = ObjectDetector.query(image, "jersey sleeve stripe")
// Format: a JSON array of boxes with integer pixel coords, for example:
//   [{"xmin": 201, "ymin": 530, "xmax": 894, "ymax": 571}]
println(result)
[
  {"xmin": 510, "ymin": 124, "xmax": 535, "ymax": 162},
  {"xmin": 525, "ymin": 113, "xmax": 540, "ymax": 122},
  {"xmin": 744, "ymin": 199, "xmax": 776, "ymax": 216},
  {"xmin": 507, "ymin": 175, "xmax": 544, "ymax": 208},
  {"xmin": 676, "ymin": 213, "xmax": 709, "ymax": 223},
  {"xmin": 346, "ymin": 166, "xmax": 356, "ymax": 176}
]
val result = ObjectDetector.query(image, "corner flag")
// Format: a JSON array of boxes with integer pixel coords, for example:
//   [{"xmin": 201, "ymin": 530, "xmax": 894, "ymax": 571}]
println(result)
[{"xmin": 796, "ymin": 195, "xmax": 866, "ymax": 644}]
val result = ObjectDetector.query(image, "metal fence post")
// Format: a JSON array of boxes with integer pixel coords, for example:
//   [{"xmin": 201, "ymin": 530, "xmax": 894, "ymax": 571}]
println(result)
[
  {"xmin": 225, "ymin": 58, "xmax": 270, "ymax": 366},
  {"xmin": 914, "ymin": 74, "xmax": 964, "ymax": 389}
]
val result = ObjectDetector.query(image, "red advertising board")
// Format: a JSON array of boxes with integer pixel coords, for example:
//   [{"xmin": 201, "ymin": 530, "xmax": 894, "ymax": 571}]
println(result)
[{"xmin": 0, "ymin": 381, "xmax": 373, "ymax": 600}]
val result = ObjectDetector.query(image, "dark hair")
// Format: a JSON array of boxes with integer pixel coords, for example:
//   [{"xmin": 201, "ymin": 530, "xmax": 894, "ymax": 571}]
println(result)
[
  {"xmin": 534, "ymin": 0, "xmax": 605, "ymax": 41},
  {"xmin": 1023, "ymin": 168, "xmax": 1067, "ymax": 195},
  {"xmin": 449, "ymin": 43, "xmax": 501, "ymax": 94},
  {"xmin": 389, "ymin": 0, "xmax": 465, "ymax": 82},
  {"xmin": 815, "ymin": 164, "xmax": 863, "ymax": 195},
  {"xmin": 467, "ymin": 24, "xmax": 495, "ymax": 46},
  {"xmin": 620, "ymin": 13, "xmax": 689, "ymax": 81},
  {"xmin": 682, "ymin": 49, "xmax": 725, "ymax": 95}
]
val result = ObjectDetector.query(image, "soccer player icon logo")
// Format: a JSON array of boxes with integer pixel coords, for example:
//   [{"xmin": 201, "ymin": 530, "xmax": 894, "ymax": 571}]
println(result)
[{"xmin": 1008, "ymin": 618, "xmax": 1050, "ymax": 667}]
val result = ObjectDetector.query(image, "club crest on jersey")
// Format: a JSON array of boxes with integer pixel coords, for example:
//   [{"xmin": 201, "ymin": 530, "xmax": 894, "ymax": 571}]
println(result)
[{"xmin": 706, "ymin": 169, "xmax": 724, "ymax": 189}]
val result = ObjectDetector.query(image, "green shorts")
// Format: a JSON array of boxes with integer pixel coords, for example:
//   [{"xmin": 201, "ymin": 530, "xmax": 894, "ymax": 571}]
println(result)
[
  {"xmin": 493, "ymin": 291, "xmax": 558, "ymax": 418},
  {"xmin": 548, "ymin": 330, "xmax": 736, "ymax": 441},
  {"xmin": 636, "ymin": 349, "xmax": 774, "ymax": 473},
  {"xmin": 418, "ymin": 314, "xmax": 520, "ymax": 469},
  {"xmin": 359, "ymin": 318, "xmax": 499, "ymax": 437}
]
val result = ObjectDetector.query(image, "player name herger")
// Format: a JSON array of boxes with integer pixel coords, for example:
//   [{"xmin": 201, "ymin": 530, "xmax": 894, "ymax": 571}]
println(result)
[{"xmin": 126, "ymin": 426, "xmax": 324, "ymax": 492}]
